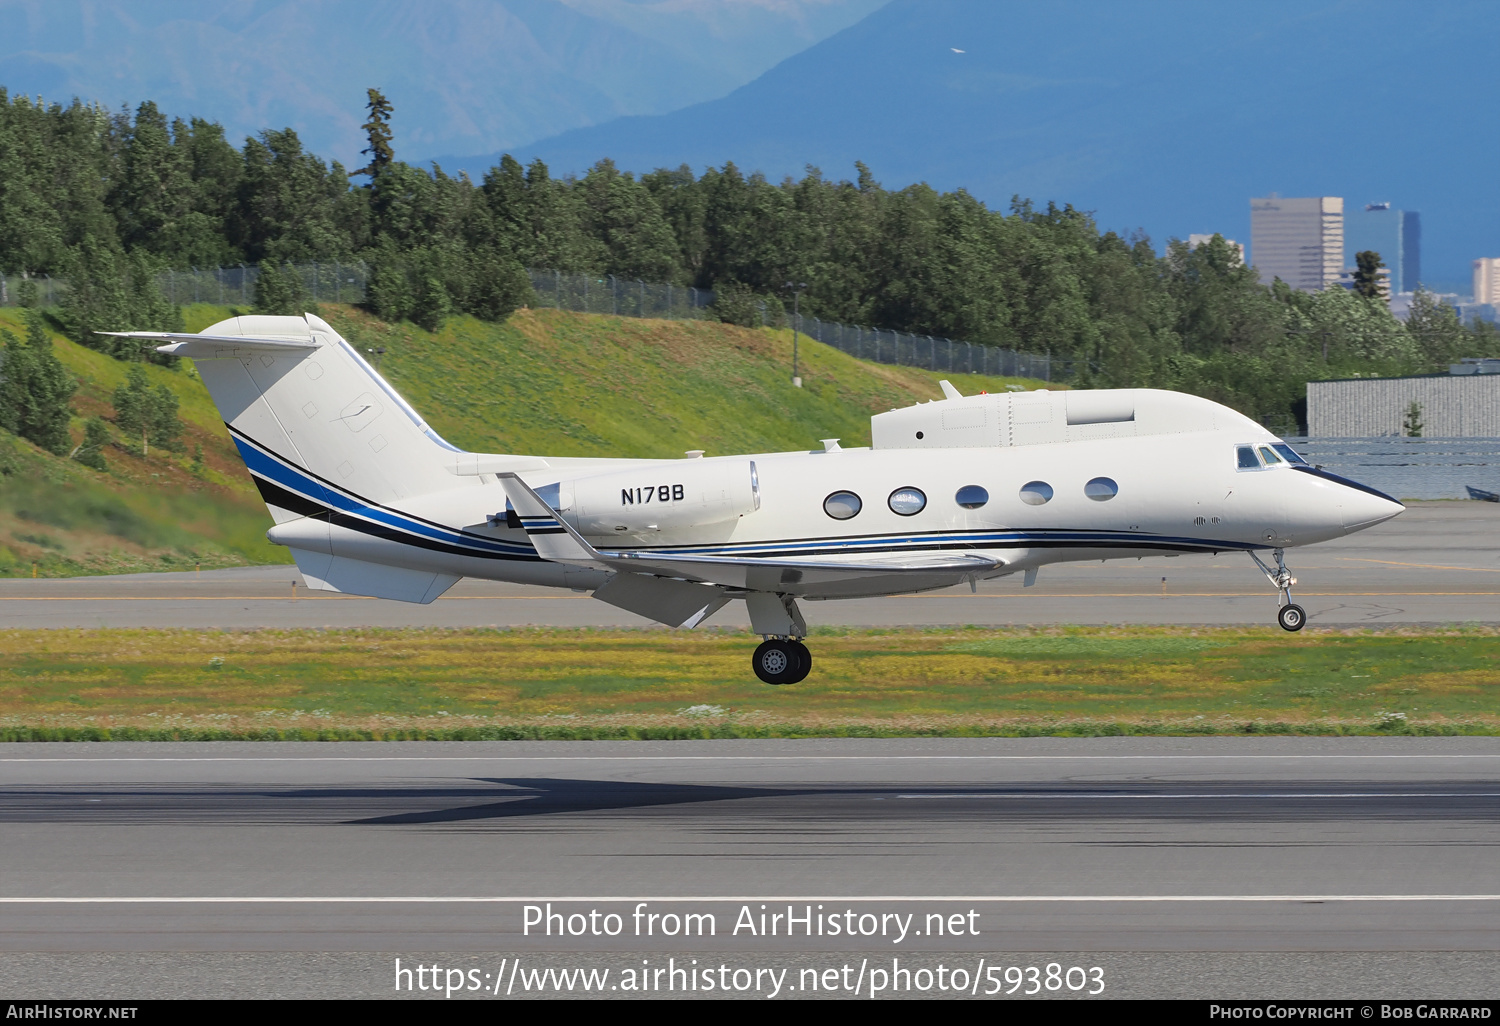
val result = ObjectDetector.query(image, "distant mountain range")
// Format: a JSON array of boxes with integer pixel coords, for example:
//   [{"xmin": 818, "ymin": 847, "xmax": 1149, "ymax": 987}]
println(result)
[
  {"xmin": 0, "ymin": 0, "xmax": 884, "ymax": 167},
  {"xmin": 467, "ymin": 0, "xmax": 1495, "ymax": 293}
]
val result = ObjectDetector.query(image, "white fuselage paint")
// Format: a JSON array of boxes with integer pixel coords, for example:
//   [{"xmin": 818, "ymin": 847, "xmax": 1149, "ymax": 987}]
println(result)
[
  {"xmin": 295, "ymin": 421, "xmax": 1397, "ymax": 602},
  {"xmin": 129, "ymin": 315, "xmax": 1402, "ymax": 609}
]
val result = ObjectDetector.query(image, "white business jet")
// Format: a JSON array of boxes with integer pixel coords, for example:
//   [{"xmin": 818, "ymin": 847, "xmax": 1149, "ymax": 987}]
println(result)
[{"xmin": 106, "ymin": 314, "xmax": 1404, "ymax": 685}]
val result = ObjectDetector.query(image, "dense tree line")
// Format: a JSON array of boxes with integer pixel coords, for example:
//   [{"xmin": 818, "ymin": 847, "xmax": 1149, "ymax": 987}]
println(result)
[{"xmin": 1, "ymin": 86, "xmax": 1496, "ymax": 430}]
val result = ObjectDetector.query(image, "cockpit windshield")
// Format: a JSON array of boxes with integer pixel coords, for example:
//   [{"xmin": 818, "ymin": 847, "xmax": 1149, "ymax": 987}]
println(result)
[
  {"xmin": 1258, "ymin": 446, "xmax": 1283, "ymax": 465},
  {"xmin": 1271, "ymin": 444, "xmax": 1308, "ymax": 465}
]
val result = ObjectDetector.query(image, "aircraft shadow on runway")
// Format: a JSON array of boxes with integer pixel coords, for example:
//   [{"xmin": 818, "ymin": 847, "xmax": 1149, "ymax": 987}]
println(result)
[{"xmin": 4, "ymin": 778, "xmax": 1498, "ymax": 829}]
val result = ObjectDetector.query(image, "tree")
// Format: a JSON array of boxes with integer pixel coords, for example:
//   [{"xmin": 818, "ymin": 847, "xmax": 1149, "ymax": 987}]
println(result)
[
  {"xmin": 253, "ymin": 260, "xmax": 310, "ymax": 315},
  {"xmin": 60, "ymin": 245, "xmax": 183, "ymax": 357},
  {"xmin": 113, "ymin": 364, "xmax": 181, "ymax": 456},
  {"xmin": 1402, "ymin": 400, "xmax": 1424, "ymax": 438},
  {"xmin": 72, "ymin": 416, "xmax": 110, "ymax": 470},
  {"xmin": 0, "ymin": 311, "xmax": 75, "ymax": 455},
  {"xmin": 351, "ymin": 89, "xmax": 395, "ymax": 180},
  {"xmin": 1352, "ymin": 250, "xmax": 1387, "ymax": 299}
]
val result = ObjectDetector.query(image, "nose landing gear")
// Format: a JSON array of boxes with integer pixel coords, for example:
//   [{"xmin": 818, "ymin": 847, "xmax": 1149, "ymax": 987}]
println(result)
[
  {"xmin": 752, "ymin": 638, "xmax": 811, "ymax": 685},
  {"xmin": 1250, "ymin": 548, "xmax": 1305, "ymax": 632}
]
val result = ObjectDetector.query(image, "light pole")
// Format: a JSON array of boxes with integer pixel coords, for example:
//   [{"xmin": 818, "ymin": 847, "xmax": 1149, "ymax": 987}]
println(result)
[{"xmin": 786, "ymin": 281, "xmax": 807, "ymax": 387}]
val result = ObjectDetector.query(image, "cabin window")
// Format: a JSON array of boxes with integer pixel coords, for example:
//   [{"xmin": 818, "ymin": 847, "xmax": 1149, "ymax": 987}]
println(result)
[
  {"xmin": 823, "ymin": 491, "xmax": 862, "ymax": 520},
  {"xmin": 955, "ymin": 485, "xmax": 989, "ymax": 509},
  {"xmin": 1084, "ymin": 477, "xmax": 1119, "ymax": 501},
  {"xmin": 1273, "ymin": 444, "xmax": 1309, "ymax": 465},
  {"xmin": 888, "ymin": 487, "xmax": 927, "ymax": 516},
  {"xmin": 1019, "ymin": 481, "xmax": 1053, "ymax": 506},
  {"xmin": 1236, "ymin": 446, "xmax": 1261, "ymax": 469},
  {"xmin": 1258, "ymin": 446, "xmax": 1283, "ymax": 465}
]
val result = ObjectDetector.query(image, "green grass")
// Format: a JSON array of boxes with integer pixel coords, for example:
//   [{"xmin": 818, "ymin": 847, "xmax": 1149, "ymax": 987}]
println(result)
[
  {"xmin": 0, "ymin": 304, "xmax": 1047, "ymax": 577},
  {"xmin": 1, "ymin": 626, "xmax": 1496, "ymax": 739}
]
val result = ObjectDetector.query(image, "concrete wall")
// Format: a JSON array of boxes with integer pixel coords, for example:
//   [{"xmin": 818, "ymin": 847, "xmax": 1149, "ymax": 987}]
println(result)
[{"xmin": 1307, "ymin": 375, "xmax": 1500, "ymax": 437}]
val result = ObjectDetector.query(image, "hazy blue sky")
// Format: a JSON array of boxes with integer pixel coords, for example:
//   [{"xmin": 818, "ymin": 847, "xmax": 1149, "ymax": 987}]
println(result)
[{"xmin": 0, "ymin": 0, "xmax": 886, "ymax": 163}]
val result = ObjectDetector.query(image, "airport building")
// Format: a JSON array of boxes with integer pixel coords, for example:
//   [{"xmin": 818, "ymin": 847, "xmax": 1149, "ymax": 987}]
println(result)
[
  {"xmin": 1307, "ymin": 362, "xmax": 1500, "ymax": 437},
  {"xmin": 1343, "ymin": 203, "xmax": 1420, "ymax": 294},
  {"xmin": 1250, "ymin": 195, "xmax": 1344, "ymax": 291}
]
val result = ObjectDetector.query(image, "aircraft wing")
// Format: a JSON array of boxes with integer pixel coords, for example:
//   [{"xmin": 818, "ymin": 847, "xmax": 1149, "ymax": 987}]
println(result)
[{"xmin": 497, "ymin": 473, "xmax": 1004, "ymax": 591}]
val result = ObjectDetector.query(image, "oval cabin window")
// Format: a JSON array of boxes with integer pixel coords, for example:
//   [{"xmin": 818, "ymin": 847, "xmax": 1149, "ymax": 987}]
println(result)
[
  {"xmin": 955, "ymin": 485, "xmax": 989, "ymax": 509},
  {"xmin": 1084, "ymin": 477, "xmax": 1119, "ymax": 501},
  {"xmin": 823, "ymin": 491, "xmax": 863, "ymax": 520},
  {"xmin": 1019, "ymin": 481, "xmax": 1053, "ymax": 506},
  {"xmin": 888, "ymin": 487, "xmax": 927, "ymax": 516}
]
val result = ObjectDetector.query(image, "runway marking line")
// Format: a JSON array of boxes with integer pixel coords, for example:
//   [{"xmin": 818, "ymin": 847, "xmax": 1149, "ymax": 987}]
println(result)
[
  {"xmin": 4, "ymin": 895, "xmax": 1500, "ymax": 904},
  {"xmin": 4, "ymin": 592, "xmax": 1500, "ymax": 601},
  {"xmin": 1338, "ymin": 558, "xmax": 1500, "ymax": 573},
  {"xmin": 3, "ymin": 755, "xmax": 1500, "ymax": 763},
  {"xmin": 895, "ymin": 792, "xmax": 1500, "ymax": 799}
]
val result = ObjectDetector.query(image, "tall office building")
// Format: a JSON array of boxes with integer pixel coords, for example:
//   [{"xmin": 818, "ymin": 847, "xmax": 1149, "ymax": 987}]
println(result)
[
  {"xmin": 1476, "ymin": 258, "xmax": 1500, "ymax": 305},
  {"xmin": 1344, "ymin": 202, "xmax": 1422, "ymax": 293},
  {"xmin": 1250, "ymin": 195, "xmax": 1344, "ymax": 291}
]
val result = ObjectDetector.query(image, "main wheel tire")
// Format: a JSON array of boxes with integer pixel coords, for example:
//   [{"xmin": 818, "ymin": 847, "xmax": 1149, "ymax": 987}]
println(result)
[
  {"xmin": 752, "ymin": 640, "xmax": 800, "ymax": 685},
  {"xmin": 1278, "ymin": 603, "xmax": 1306, "ymax": 632},
  {"xmin": 786, "ymin": 641, "xmax": 812, "ymax": 684}
]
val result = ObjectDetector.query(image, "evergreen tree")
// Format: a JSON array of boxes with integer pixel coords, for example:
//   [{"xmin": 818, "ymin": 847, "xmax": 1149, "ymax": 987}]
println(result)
[
  {"xmin": 0, "ymin": 312, "xmax": 76, "ymax": 455},
  {"xmin": 253, "ymin": 261, "xmax": 310, "ymax": 315},
  {"xmin": 113, "ymin": 365, "xmax": 181, "ymax": 455},
  {"xmin": 352, "ymin": 89, "xmax": 395, "ymax": 180},
  {"xmin": 1352, "ymin": 250, "xmax": 1387, "ymax": 299},
  {"xmin": 60, "ymin": 245, "xmax": 183, "ymax": 356}
]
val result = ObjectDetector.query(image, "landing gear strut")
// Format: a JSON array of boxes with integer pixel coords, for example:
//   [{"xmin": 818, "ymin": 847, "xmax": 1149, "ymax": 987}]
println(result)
[
  {"xmin": 752, "ymin": 639, "xmax": 811, "ymax": 685},
  {"xmin": 1250, "ymin": 547, "xmax": 1305, "ymax": 632}
]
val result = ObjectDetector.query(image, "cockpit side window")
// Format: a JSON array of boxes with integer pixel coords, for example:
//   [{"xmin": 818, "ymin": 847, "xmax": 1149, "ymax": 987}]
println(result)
[
  {"xmin": 1258, "ymin": 446, "xmax": 1283, "ymax": 465},
  {"xmin": 1272, "ymin": 444, "xmax": 1309, "ymax": 465},
  {"xmin": 1236, "ymin": 445, "xmax": 1261, "ymax": 470}
]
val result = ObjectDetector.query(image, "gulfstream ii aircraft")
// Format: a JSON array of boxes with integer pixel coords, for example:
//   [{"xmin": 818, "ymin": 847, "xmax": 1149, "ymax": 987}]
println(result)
[{"xmin": 107, "ymin": 314, "xmax": 1404, "ymax": 685}]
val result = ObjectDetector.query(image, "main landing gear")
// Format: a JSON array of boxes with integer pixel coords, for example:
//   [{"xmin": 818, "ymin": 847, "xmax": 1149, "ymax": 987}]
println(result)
[
  {"xmin": 1250, "ymin": 547, "xmax": 1305, "ymax": 632},
  {"xmin": 752, "ymin": 638, "xmax": 812, "ymax": 685}
]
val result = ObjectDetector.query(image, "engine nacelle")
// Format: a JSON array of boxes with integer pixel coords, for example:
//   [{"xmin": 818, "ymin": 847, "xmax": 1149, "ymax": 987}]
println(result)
[{"xmin": 563, "ymin": 460, "xmax": 760, "ymax": 535}]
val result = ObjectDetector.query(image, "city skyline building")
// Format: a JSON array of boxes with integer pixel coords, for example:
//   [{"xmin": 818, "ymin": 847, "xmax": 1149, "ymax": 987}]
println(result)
[
  {"xmin": 1475, "ymin": 258, "xmax": 1500, "ymax": 305},
  {"xmin": 1250, "ymin": 195, "xmax": 1344, "ymax": 291},
  {"xmin": 1344, "ymin": 202, "xmax": 1421, "ymax": 293}
]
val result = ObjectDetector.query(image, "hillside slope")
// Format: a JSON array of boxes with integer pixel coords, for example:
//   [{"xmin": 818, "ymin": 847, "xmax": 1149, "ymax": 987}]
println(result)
[{"xmin": 0, "ymin": 304, "xmax": 1044, "ymax": 577}]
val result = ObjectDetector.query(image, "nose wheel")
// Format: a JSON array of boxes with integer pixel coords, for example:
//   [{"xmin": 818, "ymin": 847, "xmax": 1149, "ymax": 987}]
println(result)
[
  {"xmin": 1250, "ymin": 548, "xmax": 1306, "ymax": 632},
  {"xmin": 752, "ymin": 639, "xmax": 811, "ymax": 685}
]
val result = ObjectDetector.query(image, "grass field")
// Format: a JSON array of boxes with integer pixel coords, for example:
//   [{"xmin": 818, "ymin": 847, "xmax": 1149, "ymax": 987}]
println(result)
[
  {"xmin": 0, "ymin": 304, "xmax": 1048, "ymax": 578},
  {"xmin": 2, "ymin": 625, "xmax": 1496, "ymax": 740}
]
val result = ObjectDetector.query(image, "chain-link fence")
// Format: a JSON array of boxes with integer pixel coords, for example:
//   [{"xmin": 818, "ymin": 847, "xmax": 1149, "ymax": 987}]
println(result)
[
  {"xmin": 2, "ymin": 262, "xmax": 1053, "ymax": 380},
  {"xmin": 528, "ymin": 270, "xmax": 715, "ymax": 321},
  {"xmin": 794, "ymin": 316, "xmax": 1052, "ymax": 381},
  {"xmin": 530, "ymin": 269, "xmax": 1054, "ymax": 381},
  {"xmin": 153, "ymin": 262, "xmax": 373, "ymax": 306}
]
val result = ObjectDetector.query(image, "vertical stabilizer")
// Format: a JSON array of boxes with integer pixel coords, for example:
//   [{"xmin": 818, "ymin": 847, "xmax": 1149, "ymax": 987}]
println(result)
[{"xmin": 156, "ymin": 314, "xmax": 459, "ymax": 522}]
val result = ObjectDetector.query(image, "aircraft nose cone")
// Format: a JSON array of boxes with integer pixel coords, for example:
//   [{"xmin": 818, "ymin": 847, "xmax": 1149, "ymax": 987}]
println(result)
[{"xmin": 1342, "ymin": 488, "xmax": 1405, "ymax": 533}]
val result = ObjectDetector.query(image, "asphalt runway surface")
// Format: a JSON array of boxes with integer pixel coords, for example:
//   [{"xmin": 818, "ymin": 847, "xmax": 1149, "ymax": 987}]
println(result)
[
  {"xmin": 2, "ymin": 738, "xmax": 1500, "ymax": 998},
  {"xmin": 2, "ymin": 502, "xmax": 1497, "ymax": 630}
]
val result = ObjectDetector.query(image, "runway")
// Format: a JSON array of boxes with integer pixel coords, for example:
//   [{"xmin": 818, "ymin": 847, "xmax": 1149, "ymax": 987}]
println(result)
[
  {"xmin": 2, "ymin": 501, "xmax": 1496, "ymax": 629},
  {"xmin": 3, "ymin": 739, "xmax": 1499, "ymax": 945}
]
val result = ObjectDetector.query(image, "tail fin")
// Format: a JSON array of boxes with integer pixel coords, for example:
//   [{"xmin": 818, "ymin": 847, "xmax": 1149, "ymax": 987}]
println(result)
[{"xmin": 142, "ymin": 314, "xmax": 460, "ymax": 521}]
